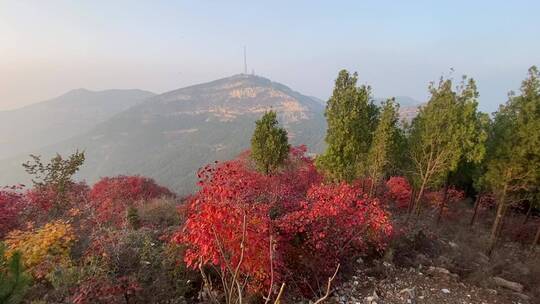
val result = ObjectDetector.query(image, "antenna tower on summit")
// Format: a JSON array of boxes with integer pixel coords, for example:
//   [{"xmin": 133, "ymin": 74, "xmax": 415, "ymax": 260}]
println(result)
[{"xmin": 243, "ymin": 46, "xmax": 247, "ymax": 74}]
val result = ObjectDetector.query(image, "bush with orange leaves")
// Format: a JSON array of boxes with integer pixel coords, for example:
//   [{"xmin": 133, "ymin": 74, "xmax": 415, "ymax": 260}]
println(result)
[{"xmin": 4, "ymin": 220, "xmax": 76, "ymax": 278}]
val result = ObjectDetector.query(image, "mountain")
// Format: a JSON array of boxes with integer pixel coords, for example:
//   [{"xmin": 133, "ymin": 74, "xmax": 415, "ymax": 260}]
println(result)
[
  {"xmin": 0, "ymin": 75, "xmax": 326, "ymax": 195},
  {"xmin": 0, "ymin": 89, "xmax": 156, "ymax": 159}
]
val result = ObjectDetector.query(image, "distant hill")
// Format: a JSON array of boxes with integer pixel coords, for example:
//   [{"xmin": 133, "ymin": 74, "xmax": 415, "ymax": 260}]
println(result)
[
  {"xmin": 0, "ymin": 89, "xmax": 155, "ymax": 159},
  {"xmin": 0, "ymin": 75, "xmax": 326, "ymax": 195}
]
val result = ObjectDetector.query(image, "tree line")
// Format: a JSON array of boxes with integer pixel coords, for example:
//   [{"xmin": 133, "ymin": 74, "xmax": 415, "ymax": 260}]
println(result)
[{"xmin": 252, "ymin": 66, "xmax": 540, "ymax": 256}]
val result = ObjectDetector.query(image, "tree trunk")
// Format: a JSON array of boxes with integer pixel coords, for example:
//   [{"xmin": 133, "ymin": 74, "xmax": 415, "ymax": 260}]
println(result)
[
  {"xmin": 470, "ymin": 194, "xmax": 482, "ymax": 226},
  {"xmin": 436, "ymin": 176, "xmax": 450, "ymax": 224},
  {"xmin": 368, "ymin": 180, "xmax": 375, "ymax": 198},
  {"xmin": 531, "ymin": 223, "xmax": 540, "ymax": 252},
  {"xmin": 523, "ymin": 201, "xmax": 533, "ymax": 225},
  {"xmin": 407, "ymin": 188, "xmax": 416, "ymax": 215},
  {"xmin": 413, "ymin": 178, "xmax": 428, "ymax": 221},
  {"xmin": 487, "ymin": 184, "xmax": 508, "ymax": 256}
]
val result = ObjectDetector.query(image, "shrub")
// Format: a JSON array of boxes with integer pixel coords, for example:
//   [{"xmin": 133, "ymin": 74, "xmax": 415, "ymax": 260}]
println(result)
[
  {"xmin": 90, "ymin": 175, "xmax": 174, "ymax": 227},
  {"xmin": 0, "ymin": 244, "xmax": 31, "ymax": 304},
  {"xmin": 176, "ymin": 147, "xmax": 392, "ymax": 299},
  {"xmin": 385, "ymin": 176, "xmax": 412, "ymax": 208},
  {"xmin": 24, "ymin": 182, "xmax": 90, "ymax": 221},
  {"xmin": 82, "ymin": 228, "xmax": 198, "ymax": 303},
  {"xmin": 424, "ymin": 187, "xmax": 465, "ymax": 208},
  {"xmin": 277, "ymin": 183, "xmax": 393, "ymax": 291},
  {"xmin": 4, "ymin": 220, "xmax": 76, "ymax": 279},
  {"xmin": 137, "ymin": 197, "xmax": 183, "ymax": 229},
  {"xmin": 0, "ymin": 187, "xmax": 24, "ymax": 238}
]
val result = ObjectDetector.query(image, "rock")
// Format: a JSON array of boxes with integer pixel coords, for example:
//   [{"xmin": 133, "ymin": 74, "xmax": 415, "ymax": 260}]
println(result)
[
  {"xmin": 448, "ymin": 241, "xmax": 458, "ymax": 249},
  {"xmin": 441, "ymin": 288, "xmax": 450, "ymax": 294},
  {"xmin": 511, "ymin": 262, "xmax": 531, "ymax": 276},
  {"xmin": 492, "ymin": 276, "xmax": 524, "ymax": 292},
  {"xmin": 356, "ymin": 257, "xmax": 364, "ymax": 264},
  {"xmin": 415, "ymin": 253, "xmax": 430, "ymax": 265},
  {"xmin": 475, "ymin": 252, "xmax": 490, "ymax": 265},
  {"xmin": 428, "ymin": 266, "xmax": 451, "ymax": 275},
  {"xmin": 486, "ymin": 288, "xmax": 498, "ymax": 295},
  {"xmin": 513, "ymin": 292, "xmax": 531, "ymax": 301},
  {"xmin": 399, "ymin": 287, "xmax": 416, "ymax": 303}
]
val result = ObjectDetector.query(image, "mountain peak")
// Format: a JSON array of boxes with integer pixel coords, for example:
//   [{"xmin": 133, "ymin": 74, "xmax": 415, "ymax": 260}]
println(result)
[{"xmin": 148, "ymin": 74, "xmax": 323, "ymax": 124}]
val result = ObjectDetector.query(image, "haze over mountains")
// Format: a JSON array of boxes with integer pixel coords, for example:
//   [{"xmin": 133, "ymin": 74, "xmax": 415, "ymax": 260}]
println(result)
[
  {"xmin": 0, "ymin": 74, "xmax": 420, "ymax": 195},
  {"xmin": 0, "ymin": 89, "xmax": 155, "ymax": 159}
]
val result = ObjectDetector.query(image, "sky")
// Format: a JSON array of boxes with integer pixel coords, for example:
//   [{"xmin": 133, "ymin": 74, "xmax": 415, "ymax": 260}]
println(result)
[{"xmin": 1, "ymin": 1, "xmax": 539, "ymax": 113}]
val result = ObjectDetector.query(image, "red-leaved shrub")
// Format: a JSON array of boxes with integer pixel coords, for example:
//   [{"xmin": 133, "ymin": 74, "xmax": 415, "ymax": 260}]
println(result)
[
  {"xmin": 175, "ymin": 147, "xmax": 392, "ymax": 296},
  {"xmin": 385, "ymin": 176, "xmax": 412, "ymax": 208},
  {"xmin": 0, "ymin": 186, "xmax": 24, "ymax": 237},
  {"xmin": 90, "ymin": 175, "xmax": 174, "ymax": 226}
]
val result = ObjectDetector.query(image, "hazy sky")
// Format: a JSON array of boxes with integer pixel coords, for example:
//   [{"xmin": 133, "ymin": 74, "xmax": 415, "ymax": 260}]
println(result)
[{"xmin": 1, "ymin": 1, "xmax": 539, "ymax": 112}]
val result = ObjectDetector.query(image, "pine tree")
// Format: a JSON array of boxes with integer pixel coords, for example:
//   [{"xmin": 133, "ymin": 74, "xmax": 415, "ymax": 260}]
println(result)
[
  {"xmin": 317, "ymin": 70, "xmax": 379, "ymax": 182},
  {"xmin": 0, "ymin": 245, "xmax": 31, "ymax": 304},
  {"xmin": 365, "ymin": 98, "xmax": 400, "ymax": 196},
  {"xmin": 250, "ymin": 111, "xmax": 290, "ymax": 174},
  {"xmin": 483, "ymin": 66, "xmax": 540, "ymax": 255}
]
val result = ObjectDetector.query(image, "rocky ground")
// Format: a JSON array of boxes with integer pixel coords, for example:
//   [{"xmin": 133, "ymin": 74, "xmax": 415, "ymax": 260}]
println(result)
[
  {"xmin": 324, "ymin": 207, "xmax": 540, "ymax": 304},
  {"xmin": 330, "ymin": 258, "xmax": 533, "ymax": 304}
]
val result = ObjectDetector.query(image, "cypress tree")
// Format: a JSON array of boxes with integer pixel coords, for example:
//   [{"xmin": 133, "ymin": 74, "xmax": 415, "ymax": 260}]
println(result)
[
  {"xmin": 408, "ymin": 76, "xmax": 485, "ymax": 220},
  {"xmin": 250, "ymin": 111, "xmax": 290, "ymax": 175},
  {"xmin": 483, "ymin": 66, "xmax": 540, "ymax": 255},
  {"xmin": 365, "ymin": 98, "xmax": 400, "ymax": 196},
  {"xmin": 317, "ymin": 70, "xmax": 378, "ymax": 182}
]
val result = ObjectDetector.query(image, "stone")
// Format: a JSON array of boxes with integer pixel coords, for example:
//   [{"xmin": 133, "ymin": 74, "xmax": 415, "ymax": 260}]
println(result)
[
  {"xmin": 512, "ymin": 292, "xmax": 531, "ymax": 301},
  {"xmin": 441, "ymin": 288, "xmax": 450, "ymax": 294},
  {"xmin": 428, "ymin": 266, "xmax": 451, "ymax": 275},
  {"xmin": 492, "ymin": 277, "xmax": 524, "ymax": 293}
]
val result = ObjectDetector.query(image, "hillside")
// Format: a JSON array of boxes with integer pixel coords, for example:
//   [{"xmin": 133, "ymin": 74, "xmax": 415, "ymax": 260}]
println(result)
[
  {"xmin": 0, "ymin": 89, "xmax": 155, "ymax": 159},
  {"xmin": 0, "ymin": 74, "xmax": 327, "ymax": 194}
]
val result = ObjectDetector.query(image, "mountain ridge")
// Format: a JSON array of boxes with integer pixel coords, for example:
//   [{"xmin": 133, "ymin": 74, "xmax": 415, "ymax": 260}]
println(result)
[
  {"xmin": 0, "ymin": 89, "xmax": 156, "ymax": 159},
  {"xmin": 0, "ymin": 74, "xmax": 326, "ymax": 195}
]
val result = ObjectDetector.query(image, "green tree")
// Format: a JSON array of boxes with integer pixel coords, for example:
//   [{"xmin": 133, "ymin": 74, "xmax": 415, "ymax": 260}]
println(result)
[
  {"xmin": 365, "ymin": 98, "xmax": 400, "ymax": 196},
  {"xmin": 317, "ymin": 70, "xmax": 379, "ymax": 182},
  {"xmin": 0, "ymin": 244, "xmax": 31, "ymax": 304},
  {"xmin": 408, "ymin": 76, "xmax": 485, "ymax": 220},
  {"xmin": 22, "ymin": 150, "xmax": 85, "ymax": 211},
  {"xmin": 436, "ymin": 78, "xmax": 488, "ymax": 222},
  {"xmin": 483, "ymin": 66, "xmax": 540, "ymax": 255},
  {"xmin": 250, "ymin": 111, "xmax": 290, "ymax": 174}
]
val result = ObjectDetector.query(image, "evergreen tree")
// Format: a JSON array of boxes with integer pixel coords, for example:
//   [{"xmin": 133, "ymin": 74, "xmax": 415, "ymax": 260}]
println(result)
[
  {"xmin": 250, "ymin": 111, "xmax": 290, "ymax": 174},
  {"xmin": 483, "ymin": 66, "xmax": 540, "ymax": 255},
  {"xmin": 0, "ymin": 244, "xmax": 31, "ymax": 304},
  {"xmin": 408, "ymin": 76, "xmax": 485, "ymax": 220},
  {"xmin": 435, "ymin": 78, "xmax": 488, "ymax": 222},
  {"xmin": 365, "ymin": 98, "xmax": 400, "ymax": 196},
  {"xmin": 127, "ymin": 206, "xmax": 141, "ymax": 230},
  {"xmin": 317, "ymin": 70, "xmax": 379, "ymax": 182}
]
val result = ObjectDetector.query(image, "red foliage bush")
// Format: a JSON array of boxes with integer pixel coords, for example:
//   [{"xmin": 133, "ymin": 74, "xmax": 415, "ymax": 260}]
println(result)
[
  {"xmin": 72, "ymin": 276, "xmax": 141, "ymax": 304},
  {"xmin": 424, "ymin": 187, "xmax": 465, "ymax": 208},
  {"xmin": 175, "ymin": 147, "xmax": 392, "ymax": 295},
  {"xmin": 25, "ymin": 182, "xmax": 90, "ymax": 212},
  {"xmin": 277, "ymin": 183, "xmax": 392, "ymax": 290},
  {"xmin": 90, "ymin": 175, "xmax": 174, "ymax": 226},
  {"xmin": 0, "ymin": 186, "xmax": 24, "ymax": 237},
  {"xmin": 385, "ymin": 176, "xmax": 412, "ymax": 208}
]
